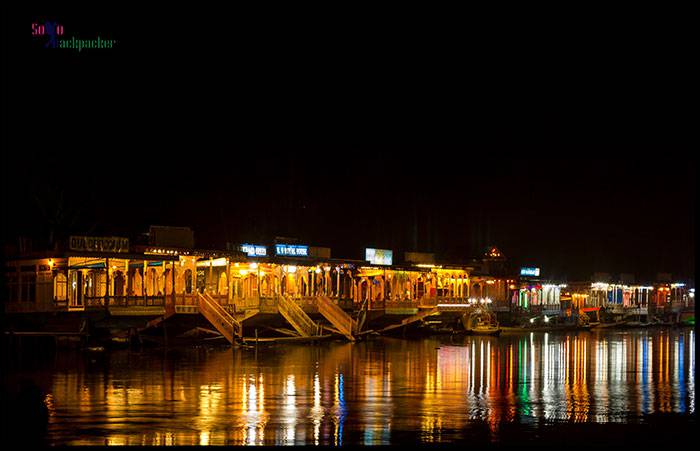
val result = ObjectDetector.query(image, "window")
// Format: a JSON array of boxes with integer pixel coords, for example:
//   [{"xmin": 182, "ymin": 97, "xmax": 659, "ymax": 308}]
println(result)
[
  {"xmin": 218, "ymin": 271, "xmax": 228, "ymax": 295},
  {"xmin": 54, "ymin": 273, "xmax": 67, "ymax": 301}
]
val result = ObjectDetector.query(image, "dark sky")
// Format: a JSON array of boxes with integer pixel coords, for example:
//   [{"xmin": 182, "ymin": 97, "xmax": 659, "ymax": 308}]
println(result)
[{"xmin": 2, "ymin": 7, "xmax": 695, "ymax": 282}]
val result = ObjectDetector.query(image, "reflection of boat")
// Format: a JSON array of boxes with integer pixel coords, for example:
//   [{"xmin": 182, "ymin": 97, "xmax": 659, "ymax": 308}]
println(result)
[
  {"xmin": 512, "ymin": 312, "xmax": 590, "ymax": 332},
  {"xmin": 461, "ymin": 309, "xmax": 501, "ymax": 336}
]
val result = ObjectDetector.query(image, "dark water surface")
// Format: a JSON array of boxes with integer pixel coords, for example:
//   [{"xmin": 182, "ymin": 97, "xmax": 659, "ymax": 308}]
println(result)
[{"xmin": 4, "ymin": 328, "xmax": 696, "ymax": 445}]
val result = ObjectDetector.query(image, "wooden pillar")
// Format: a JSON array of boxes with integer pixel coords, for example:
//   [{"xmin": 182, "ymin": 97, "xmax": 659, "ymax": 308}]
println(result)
[
  {"xmin": 105, "ymin": 257, "xmax": 110, "ymax": 312},
  {"xmin": 126, "ymin": 260, "xmax": 131, "ymax": 304},
  {"xmin": 141, "ymin": 261, "xmax": 146, "ymax": 298},
  {"xmin": 170, "ymin": 261, "xmax": 176, "ymax": 315},
  {"xmin": 312, "ymin": 270, "xmax": 316, "ymax": 296},
  {"xmin": 224, "ymin": 261, "xmax": 230, "ymax": 303}
]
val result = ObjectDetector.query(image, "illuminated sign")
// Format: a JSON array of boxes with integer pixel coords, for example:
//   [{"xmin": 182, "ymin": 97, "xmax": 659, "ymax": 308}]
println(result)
[
  {"xmin": 240, "ymin": 244, "xmax": 267, "ymax": 257},
  {"xmin": 366, "ymin": 248, "xmax": 393, "ymax": 265},
  {"xmin": 70, "ymin": 236, "xmax": 129, "ymax": 253},
  {"xmin": 275, "ymin": 244, "xmax": 308, "ymax": 257},
  {"xmin": 520, "ymin": 267, "xmax": 540, "ymax": 277}
]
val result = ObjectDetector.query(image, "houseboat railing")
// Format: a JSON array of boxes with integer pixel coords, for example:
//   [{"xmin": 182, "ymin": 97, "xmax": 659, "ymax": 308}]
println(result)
[{"xmin": 84, "ymin": 296, "xmax": 166, "ymax": 308}]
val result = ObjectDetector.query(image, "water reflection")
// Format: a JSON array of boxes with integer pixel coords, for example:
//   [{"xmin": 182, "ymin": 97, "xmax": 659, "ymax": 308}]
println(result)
[{"xmin": 14, "ymin": 329, "xmax": 695, "ymax": 445}]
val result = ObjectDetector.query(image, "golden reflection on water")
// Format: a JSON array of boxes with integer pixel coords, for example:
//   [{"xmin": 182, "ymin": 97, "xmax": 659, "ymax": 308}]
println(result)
[{"xmin": 38, "ymin": 329, "xmax": 695, "ymax": 445}]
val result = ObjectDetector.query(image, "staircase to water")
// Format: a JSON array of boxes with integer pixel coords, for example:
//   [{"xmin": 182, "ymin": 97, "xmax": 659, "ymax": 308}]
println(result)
[
  {"xmin": 277, "ymin": 295, "xmax": 319, "ymax": 337},
  {"xmin": 316, "ymin": 296, "xmax": 356, "ymax": 341},
  {"xmin": 197, "ymin": 292, "xmax": 242, "ymax": 344}
]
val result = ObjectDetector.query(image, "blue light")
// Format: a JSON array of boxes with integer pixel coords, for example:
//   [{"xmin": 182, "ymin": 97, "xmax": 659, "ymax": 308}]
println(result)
[
  {"xmin": 520, "ymin": 267, "xmax": 540, "ymax": 277},
  {"xmin": 240, "ymin": 244, "xmax": 267, "ymax": 257},
  {"xmin": 276, "ymin": 244, "xmax": 309, "ymax": 257}
]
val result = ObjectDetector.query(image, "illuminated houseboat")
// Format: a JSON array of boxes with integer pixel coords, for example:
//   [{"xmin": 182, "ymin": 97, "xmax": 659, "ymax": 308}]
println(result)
[
  {"xmin": 6, "ymin": 229, "xmax": 690, "ymax": 342},
  {"xmin": 3, "ymin": 229, "xmax": 511, "ymax": 343}
]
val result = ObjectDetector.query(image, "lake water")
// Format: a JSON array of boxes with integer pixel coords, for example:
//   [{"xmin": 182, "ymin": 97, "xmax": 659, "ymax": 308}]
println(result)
[{"xmin": 3, "ymin": 328, "xmax": 695, "ymax": 445}]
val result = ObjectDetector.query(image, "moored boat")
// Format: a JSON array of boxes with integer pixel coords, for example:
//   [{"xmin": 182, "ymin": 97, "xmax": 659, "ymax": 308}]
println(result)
[{"xmin": 461, "ymin": 308, "xmax": 501, "ymax": 336}]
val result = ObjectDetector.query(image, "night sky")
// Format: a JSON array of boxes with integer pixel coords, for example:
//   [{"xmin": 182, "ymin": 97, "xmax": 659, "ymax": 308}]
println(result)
[{"xmin": 2, "ymin": 7, "xmax": 695, "ymax": 282}]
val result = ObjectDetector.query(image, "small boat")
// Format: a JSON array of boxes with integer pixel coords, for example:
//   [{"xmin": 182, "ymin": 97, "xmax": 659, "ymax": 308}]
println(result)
[
  {"xmin": 470, "ymin": 323, "xmax": 502, "ymax": 336},
  {"xmin": 461, "ymin": 309, "xmax": 501, "ymax": 336}
]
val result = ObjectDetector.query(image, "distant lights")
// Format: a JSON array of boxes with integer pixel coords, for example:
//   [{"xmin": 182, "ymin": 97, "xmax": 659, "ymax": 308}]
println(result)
[
  {"xmin": 146, "ymin": 248, "xmax": 180, "ymax": 256},
  {"xmin": 542, "ymin": 284, "xmax": 567, "ymax": 289},
  {"xmin": 466, "ymin": 297, "xmax": 491, "ymax": 304}
]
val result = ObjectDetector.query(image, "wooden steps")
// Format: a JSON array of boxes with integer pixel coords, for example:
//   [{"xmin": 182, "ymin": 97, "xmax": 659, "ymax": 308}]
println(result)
[
  {"xmin": 277, "ymin": 295, "xmax": 319, "ymax": 337},
  {"xmin": 316, "ymin": 296, "xmax": 356, "ymax": 341},
  {"xmin": 197, "ymin": 292, "xmax": 242, "ymax": 344}
]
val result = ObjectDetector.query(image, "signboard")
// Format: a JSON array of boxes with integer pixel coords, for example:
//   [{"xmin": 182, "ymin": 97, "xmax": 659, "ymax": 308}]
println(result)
[
  {"xmin": 366, "ymin": 248, "xmax": 393, "ymax": 265},
  {"xmin": 520, "ymin": 267, "xmax": 540, "ymax": 277},
  {"xmin": 69, "ymin": 236, "xmax": 129, "ymax": 253},
  {"xmin": 275, "ymin": 244, "xmax": 308, "ymax": 257},
  {"xmin": 241, "ymin": 244, "xmax": 267, "ymax": 257}
]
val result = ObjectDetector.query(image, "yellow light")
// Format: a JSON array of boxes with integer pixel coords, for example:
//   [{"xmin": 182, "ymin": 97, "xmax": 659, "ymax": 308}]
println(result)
[
  {"xmin": 239, "ymin": 270, "xmax": 248, "ymax": 276},
  {"xmin": 286, "ymin": 266, "xmax": 297, "ymax": 274},
  {"xmin": 234, "ymin": 262, "xmax": 240, "ymax": 267},
  {"xmin": 315, "ymin": 268, "xmax": 322, "ymax": 274},
  {"xmin": 250, "ymin": 262, "xmax": 258, "ymax": 269},
  {"xmin": 260, "ymin": 271, "xmax": 265, "ymax": 277},
  {"xmin": 48, "ymin": 259, "xmax": 54, "ymax": 268}
]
